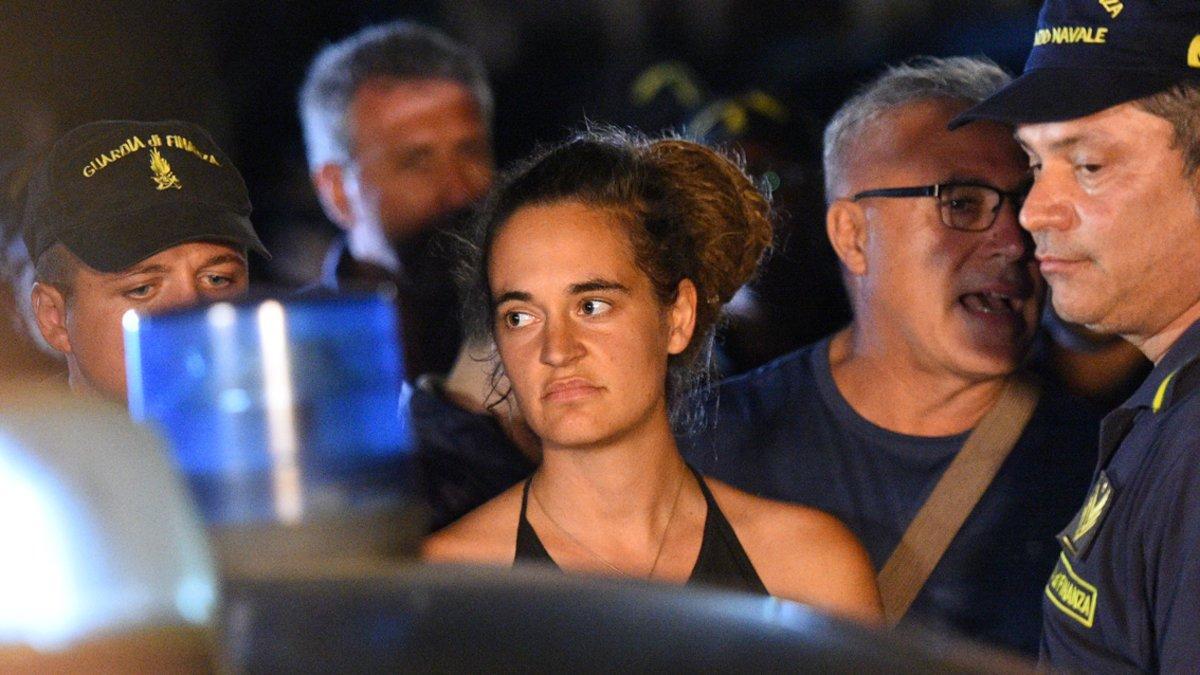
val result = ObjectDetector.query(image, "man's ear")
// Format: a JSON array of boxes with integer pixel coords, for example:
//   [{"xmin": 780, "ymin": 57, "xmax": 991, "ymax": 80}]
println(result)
[
  {"xmin": 31, "ymin": 282, "xmax": 72, "ymax": 355},
  {"xmin": 826, "ymin": 200, "xmax": 869, "ymax": 277},
  {"xmin": 667, "ymin": 278, "xmax": 698, "ymax": 356},
  {"xmin": 312, "ymin": 163, "xmax": 355, "ymax": 231}
]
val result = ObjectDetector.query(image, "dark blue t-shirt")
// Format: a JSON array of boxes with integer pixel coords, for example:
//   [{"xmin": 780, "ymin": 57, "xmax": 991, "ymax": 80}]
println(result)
[
  {"xmin": 1041, "ymin": 319, "xmax": 1200, "ymax": 673},
  {"xmin": 682, "ymin": 337, "xmax": 1099, "ymax": 655}
]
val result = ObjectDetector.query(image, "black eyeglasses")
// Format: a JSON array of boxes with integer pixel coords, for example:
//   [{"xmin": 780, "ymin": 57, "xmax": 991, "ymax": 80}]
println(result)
[{"xmin": 850, "ymin": 181, "xmax": 1027, "ymax": 232}]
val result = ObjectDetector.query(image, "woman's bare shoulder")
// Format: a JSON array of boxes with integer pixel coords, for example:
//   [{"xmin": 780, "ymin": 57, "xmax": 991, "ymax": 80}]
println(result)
[
  {"xmin": 703, "ymin": 478, "xmax": 883, "ymax": 624},
  {"xmin": 421, "ymin": 483, "xmax": 526, "ymax": 565},
  {"xmin": 704, "ymin": 479, "xmax": 848, "ymax": 540}
]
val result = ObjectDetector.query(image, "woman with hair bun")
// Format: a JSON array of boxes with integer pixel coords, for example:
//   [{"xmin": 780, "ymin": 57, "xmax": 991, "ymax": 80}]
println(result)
[{"xmin": 422, "ymin": 129, "xmax": 881, "ymax": 622}]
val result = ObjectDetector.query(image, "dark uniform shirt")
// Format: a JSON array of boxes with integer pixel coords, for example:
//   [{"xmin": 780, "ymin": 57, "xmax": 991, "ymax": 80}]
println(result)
[
  {"xmin": 320, "ymin": 233, "xmax": 462, "ymax": 379},
  {"xmin": 409, "ymin": 378, "xmax": 535, "ymax": 532},
  {"xmin": 682, "ymin": 337, "xmax": 1099, "ymax": 655},
  {"xmin": 1041, "ymin": 318, "xmax": 1200, "ymax": 673}
]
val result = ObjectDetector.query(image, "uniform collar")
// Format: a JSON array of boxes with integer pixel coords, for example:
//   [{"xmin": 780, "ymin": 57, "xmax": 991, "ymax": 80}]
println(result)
[{"xmin": 1122, "ymin": 318, "xmax": 1200, "ymax": 413}]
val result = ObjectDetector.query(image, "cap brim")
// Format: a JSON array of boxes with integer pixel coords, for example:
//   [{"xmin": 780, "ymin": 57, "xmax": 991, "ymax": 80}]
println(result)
[
  {"xmin": 949, "ymin": 68, "xmax": 1191, "ymax": 130},
  {"xmin": 59, "ymin": 202, "xmax": 270, "ymax": 273}
]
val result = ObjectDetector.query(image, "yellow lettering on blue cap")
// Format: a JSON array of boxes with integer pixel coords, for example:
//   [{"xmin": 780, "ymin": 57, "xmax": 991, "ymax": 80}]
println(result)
[
  {"xmin": 1035, "ymin": 26, "xmax": 1108, "ymax": 47},
  {"xmin": 1189, "ymin": 36, "xmax": 1200, "ymax": 68},
  {"xmin": 1098, "ymin": 0, "xmax": 1122, "ymax": 19}
]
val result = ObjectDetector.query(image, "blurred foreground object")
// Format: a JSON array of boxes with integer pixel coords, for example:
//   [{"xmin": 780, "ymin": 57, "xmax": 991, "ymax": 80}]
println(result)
[
  {"xmin": 0, "ymin": 385, "xmax": 216, "ymax": 672},
  {"xmin": 223, "ymin": 564, "xmax": 1033, "ymax": 673},
  {"xmin": 123, "ymin": 293, "xmax": 422, "ymax": 576}
]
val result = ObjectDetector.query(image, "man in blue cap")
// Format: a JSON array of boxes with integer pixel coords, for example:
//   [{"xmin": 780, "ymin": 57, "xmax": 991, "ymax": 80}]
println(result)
[{"xmin": 954, "ymin": 0, "xmax": 1200, "ymax": 670}]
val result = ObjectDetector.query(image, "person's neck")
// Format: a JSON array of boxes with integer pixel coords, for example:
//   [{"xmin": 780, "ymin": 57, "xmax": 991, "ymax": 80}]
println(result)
[
  {"xmin": 1124, "ymin": 298, "xmax": 1200, "ymax": 365},
  {"xmin": 344, "ymin": 224, "xmax": 401, "ymax": 274},
  {"xmin": 67, "ymin": 372, "xmax": 125, "ymax": 408},
  {"xmin": 533, "ymin": 409, "xmax": 688, "ymax": 529},
  {"xmin": 828, "ymin": 326, "xmax": 1011, "ymax": 436}
]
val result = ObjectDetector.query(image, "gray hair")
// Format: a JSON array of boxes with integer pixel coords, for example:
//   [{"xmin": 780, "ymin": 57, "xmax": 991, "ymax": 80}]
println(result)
[
  {"xmin": 822, "ymin": 56, "xmax": 1012, "ymax": 200},
  {"xmin": 1136, "ymin": 81, "xmax": 1200, "ymax": 179},
  {"xmin": 298, "ymin": 21, "xmax": 493, "ymax": 170}
]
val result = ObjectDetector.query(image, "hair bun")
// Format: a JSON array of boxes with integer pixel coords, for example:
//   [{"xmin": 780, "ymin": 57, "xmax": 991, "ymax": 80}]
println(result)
[{"xmin": 647, "ymin": 139, "xmax": 772, "ymax": 305}]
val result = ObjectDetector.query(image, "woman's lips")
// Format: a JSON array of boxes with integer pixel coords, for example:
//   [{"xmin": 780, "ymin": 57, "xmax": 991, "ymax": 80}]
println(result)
[{"xmin": 542, "ymin": 378, "xmax": 602, "ymax": 403}]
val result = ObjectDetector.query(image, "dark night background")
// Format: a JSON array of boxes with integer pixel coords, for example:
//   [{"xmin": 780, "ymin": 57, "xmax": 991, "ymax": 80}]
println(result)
[{"xmin": 0, "ymin": 0, "xmax": 1042, "ymax": 371}]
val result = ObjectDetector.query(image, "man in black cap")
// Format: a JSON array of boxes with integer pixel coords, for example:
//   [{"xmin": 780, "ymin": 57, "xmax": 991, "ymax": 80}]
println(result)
[
  {"xmin": 954, "ymin": 0, "xmax": 1200, "ymax": 670},
  {"xmin": 24, "ymin": 120, "xmax": 269, "ymax": 403}
]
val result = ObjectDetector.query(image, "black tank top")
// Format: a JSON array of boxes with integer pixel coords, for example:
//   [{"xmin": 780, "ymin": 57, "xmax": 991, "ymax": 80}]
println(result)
[{"xmin": 514, "ymin": 465, "xmax": 768, "ymax": 595}]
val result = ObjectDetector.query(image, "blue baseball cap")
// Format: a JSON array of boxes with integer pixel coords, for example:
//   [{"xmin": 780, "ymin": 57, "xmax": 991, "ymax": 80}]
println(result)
[{"xmin": 951, "ymin": 0, "xmax": 1200, "ymax": 128}]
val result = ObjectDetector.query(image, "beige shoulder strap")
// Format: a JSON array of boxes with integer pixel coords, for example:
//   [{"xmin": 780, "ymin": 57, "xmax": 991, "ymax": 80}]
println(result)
[{"xmin": 876, "ymin": 372, "xmax": 1041, "ymax": 625}]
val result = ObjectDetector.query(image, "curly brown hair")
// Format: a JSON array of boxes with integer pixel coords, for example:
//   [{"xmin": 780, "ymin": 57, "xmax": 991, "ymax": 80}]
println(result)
[{"xmin": 459, "ymin": 127, "xmax": 773, "ymax": 430}]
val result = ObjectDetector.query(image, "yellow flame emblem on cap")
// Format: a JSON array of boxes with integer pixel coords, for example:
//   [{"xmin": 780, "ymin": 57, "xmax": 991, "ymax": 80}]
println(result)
[
  {"xmin": 149, "ymin": 147, "xmax": 182, "ymax": 191},
  {"xmin": 1189, "ymin": 36, "xmax": 1200, "ymax": 68}
]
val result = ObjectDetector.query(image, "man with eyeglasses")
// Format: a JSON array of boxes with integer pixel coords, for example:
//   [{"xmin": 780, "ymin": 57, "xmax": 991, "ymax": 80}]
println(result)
[{"xmin": 684, "ymin": 56, "xmax": 1099, "ymax": 655}]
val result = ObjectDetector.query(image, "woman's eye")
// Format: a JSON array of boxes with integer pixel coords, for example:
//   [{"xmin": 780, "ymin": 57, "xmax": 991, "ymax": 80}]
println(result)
[
  {"xmin": 504, "ymin": 311, "xmax": 534, "ymax": 328},
  {"xmin": 579, "ymin": 299, "xmax": 613, "ymax": 316}
]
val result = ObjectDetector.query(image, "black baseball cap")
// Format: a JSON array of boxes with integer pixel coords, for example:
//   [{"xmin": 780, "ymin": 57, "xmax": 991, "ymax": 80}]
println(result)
[
  {"xmin": 23, "ymin": 120, "xmax": 269, "ymax": 273},
  {"xmin": 951, "ymin": 0, "xmax": 1200, "ymax": 128}
]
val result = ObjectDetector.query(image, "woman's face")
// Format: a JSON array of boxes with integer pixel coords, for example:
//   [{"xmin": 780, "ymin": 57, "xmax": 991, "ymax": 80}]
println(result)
[{"xmin": 488, "ymin": 200, "xmax": 695, "ymax": 450}]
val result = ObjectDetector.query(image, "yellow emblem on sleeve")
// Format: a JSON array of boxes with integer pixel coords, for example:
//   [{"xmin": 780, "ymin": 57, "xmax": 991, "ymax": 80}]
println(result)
[
  {"xmin": 1072, "ymin": 479, "xmax": 1111, "ymax": 542},
  {"xmin": 1045, "ymin": 553, "xmax": 1098, "ymax": 628},
  {"xmin": 1189, "ymin": 36, "xmax": 1200, "ymax": 69},
  {"xmin": 149, "ymin": 148, "xmax": 182, "ymax": 191}
]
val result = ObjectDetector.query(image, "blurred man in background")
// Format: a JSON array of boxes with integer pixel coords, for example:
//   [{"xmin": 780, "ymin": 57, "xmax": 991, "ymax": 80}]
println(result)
[
  {"xmin": 687, "ymin": 89, "xmax": 851, "ymax": 374},
  {"xmin": 686, "ymin": 57, "xmax": 1098, "ymax": 655},
  {"xmin": 22, "ymin": 119, "xmax": 268, "ymax": 403},
  {"xmin": 300, "ymin": 22, "xmax": 534, "ymax": 531},
  {"xmin": 299, "ymin": 21, "xmax": 494, "ymax": 380}
]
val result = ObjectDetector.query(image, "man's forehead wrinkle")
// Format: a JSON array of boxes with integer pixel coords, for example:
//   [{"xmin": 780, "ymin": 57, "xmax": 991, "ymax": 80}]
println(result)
[
  {"xmin": 110, "ymin": 263, "xmax": 170, "ymax": 279},
  {"xmin": 1020, "ymin": 129, "xmax": 1087, "ymax": 154},
  {"xmin": 1016, "ymin": 113, "xmax": 1123, "ymax": 153},
  {"xmin": 106, "ymin": 247, "xmax": 247, "ymax": 280},
  {"xmin": 842, "ymin": 116, "xmax": 912, "ymax": 189},
  {"xmin": 204, "ymin": 251, "xmax": 247, "ymax": 264},
  {"xmin": 845, "ymin": 105, "xmax": 949, "ymax": 189}
]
